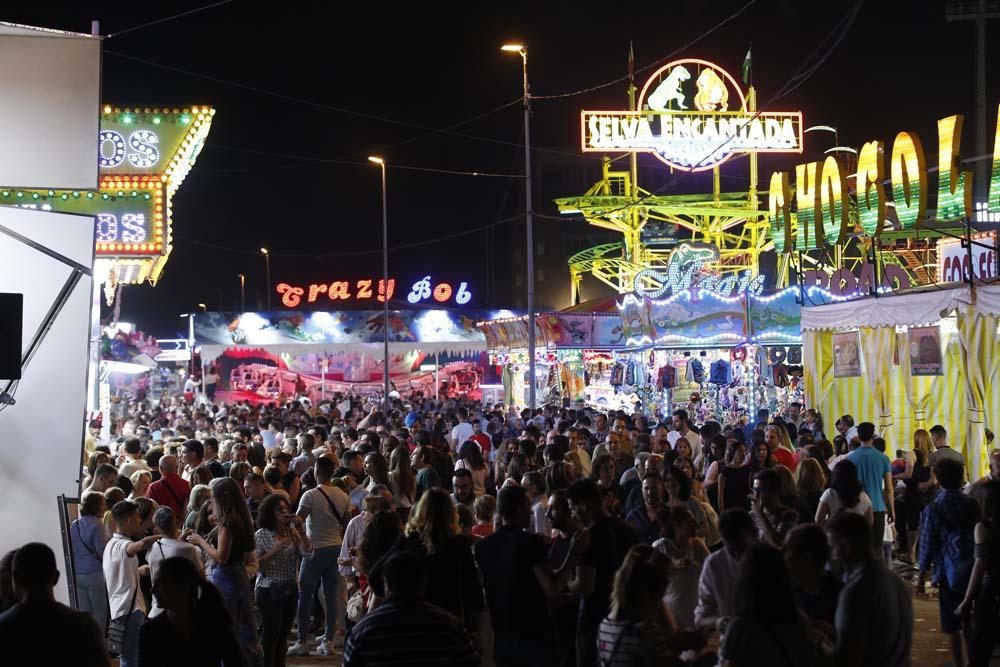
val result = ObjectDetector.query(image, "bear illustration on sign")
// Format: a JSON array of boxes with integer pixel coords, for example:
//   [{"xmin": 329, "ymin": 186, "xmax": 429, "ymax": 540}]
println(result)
[
  {"xmin": 694, "ymin": 68, "xmax": 729, "ymax": 111},
  {"xmin": 646, "ymin": 65, "xmax": 691, "ymax": 111}
]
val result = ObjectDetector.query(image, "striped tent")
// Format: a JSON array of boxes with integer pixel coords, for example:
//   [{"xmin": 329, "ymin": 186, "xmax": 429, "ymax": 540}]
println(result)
[{"xmin": 801, "ymin": 285, "xmax": 1000, "ymax": 480}]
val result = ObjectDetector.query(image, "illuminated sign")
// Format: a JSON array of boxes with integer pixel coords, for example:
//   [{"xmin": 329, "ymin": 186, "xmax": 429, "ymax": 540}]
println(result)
[
  {"xmin": 802, "ymin": 264, "xmax": 913, "ymax": 297},
  {"xmin": 276, "ymin": 276, "xmax": 472, "ymax": 308},
  {"xmin": 98, "ymin": 107, "xmax": 210, "ymax": 176},
  {"xmin": 937, "ymin": 232, "xmax": 997, "ymax": 282},
  {"xmin": 633, "ymin": 242, "xmax": 765, "ymax": 299},
  {"xmin": 581, "ymin": 59, "xmax": 803, "ymax": 172},
  {"xmin": 1, "ymin": 182, "xmax": 164, "ymax": 255},
  {"xmin": 769, "ymin": 104, "xmax": 1000, "ymax": 254}
]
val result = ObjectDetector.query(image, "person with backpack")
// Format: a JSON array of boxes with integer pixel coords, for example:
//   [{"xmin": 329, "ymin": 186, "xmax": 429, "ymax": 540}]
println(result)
[
  {"xmin": 955, "ymin": 480, "xmax": 1000, "ymax": 666},
  {"xmin": 918, "ymin": 458, "xmax": 979, "ymax": 667}
]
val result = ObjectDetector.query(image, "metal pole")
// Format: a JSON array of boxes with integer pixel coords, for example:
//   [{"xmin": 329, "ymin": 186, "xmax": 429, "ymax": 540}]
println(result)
[
  {"xmin": 522, "ymin": 49, "xmax": 536, "ymax": 410},
  {"xmin": 976, "ymin": 0, "xmax": 988, "ymax": 198},
  {"xmin": 188, "ymin": 314, "xmax": 195, "ymax": 378},
  {"xmin": 264, "ymin": 255, "xmax": 271, "ymax": 309},
  {"xmin": 238, "ymin": 274, "xmax": 245, "ymax": 312},
  {"xmin": 380, "ymin": 163, "xmax": 391, "ymax": 417},
  {"xmin": 435, "ymin": 351, "xmax": 440, "ymax": 399}
]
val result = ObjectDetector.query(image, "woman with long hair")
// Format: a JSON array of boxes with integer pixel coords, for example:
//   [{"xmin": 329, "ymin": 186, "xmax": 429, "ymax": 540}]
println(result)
[
  {"xmin": 896, "ymin": 428, "xmax": 935, "ymax": 562},
  {"xmin": 718, "ymin": 440, "xmax": 752, "ymax": 513},
  {"xmin": 591, "ymin": 453, "xmax": 624, "ymax": 516},
  {"xmin": 255, "ymin": 493, "xmax": 310, "ymax": 667},
  {"xmin": 815, "ymin": 459, "xmax": 873, "ymax": 526},
  {"xmin": 368, "ymin": 489, "xmax": 483, "ymax": 631},
  {"xmin": 794, "ymin": 458, "xmax": 826, "ymax": 524},
  {"xmin": 357, "ymin": 510, "xmax": 402, "ymax": 577},
  {"xmin": 362, "ymin": 452, "xmax": 390, "ymax": 491},
  {"xmin": 717, "ymin": 544, "xmax": 814, "ymax": 665},
  {"xmin": 802, "ymin": 445, "xmax": 832, "ymax": 485},
  {"xmin": 137, "ymin": 557, "xmax": 243, "ymax": 667},
  {"xmin": 749, "ymin": 440, "xmax": 775, "ymax": 475},
  {"xmin": 185, "ymin": 484, "xmax": 212, "ymax": 531},
  {"xmin": 388, "ymin": 445, "xmax": 417, "ymax": 510},
  {"xmin": 597, "ymin": 544, "xmax": 678, "ymax": 665},
  {"xmin": 186, "ymin": 478, "xmax": 259, "ymax": 664},
  {"xmin": 455, "ymin": 440, "xmax": 488, "ymax": 496},
  {"xmin": 956, "ymin": 480, "xmax": 1000, "ymax": 666},
  {"xmin": 774, "ymin": 465, "xmax": 799, "ymax": 510},
  {"xmin": 71, "ymin": 491, "xmax": 109, "ymax": 635}
]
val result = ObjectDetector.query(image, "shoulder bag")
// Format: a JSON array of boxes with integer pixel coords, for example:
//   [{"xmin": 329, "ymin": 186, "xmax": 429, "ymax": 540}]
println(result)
[
  {"xmin": 316, "ymin": 486, "xmax": 349, "ymax": 534},
  {"xmin": 107, "ymin": 571, "xmax": 139, "ymax": 656}
]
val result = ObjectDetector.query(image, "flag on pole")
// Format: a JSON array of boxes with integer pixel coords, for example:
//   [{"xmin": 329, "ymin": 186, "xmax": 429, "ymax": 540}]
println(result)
[{"xmin": 742, "ymin": 45, "xmax": 752, "ymax": 85}]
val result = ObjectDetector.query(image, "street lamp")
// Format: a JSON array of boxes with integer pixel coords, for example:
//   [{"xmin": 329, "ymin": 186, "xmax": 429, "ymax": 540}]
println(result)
[
  {"xmin": 197, "ymin": 303, "xmax": 207, "ymax": 313},
  {"xmin": 260, "ymin": 248, "xmax": 271, "ymax": 310},
  {"xmin": 237, "ymin": 274, "xmax": 246, "ymax": 312},
  {"xmin": 368, "ymin": 156, "xmax": 391, "ymax": 418},
  {"xmin": 502, "ymin": 42, "xmax": 536, "ymax": 409}
]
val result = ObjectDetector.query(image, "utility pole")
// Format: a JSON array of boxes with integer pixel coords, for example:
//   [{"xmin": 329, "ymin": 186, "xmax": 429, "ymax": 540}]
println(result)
[{"xmin": 947, "ymin": 0, "xmax": 1000, "ymax": 205}]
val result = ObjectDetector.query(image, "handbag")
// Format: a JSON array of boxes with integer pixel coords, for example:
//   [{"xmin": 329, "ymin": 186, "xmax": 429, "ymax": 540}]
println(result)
[
  {"xmin": 346, "ymin": 585, "xmax": 372, "ymax": 622},
  {"xmin": 107, "ymin": 582, "xmax": 139, "ymax": 656}
]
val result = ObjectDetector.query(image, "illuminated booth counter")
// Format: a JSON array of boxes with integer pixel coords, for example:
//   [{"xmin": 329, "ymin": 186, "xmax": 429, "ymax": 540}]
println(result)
[
  {"xmin": 616, "ymin": 286, "xmax": 803, "ymax": 421},
  {"xmin": 478, "ymin": 302, "xmax": 625, "ymax": 408},
  {"xmin": 801, "ymin": 283, "xmax": 1000, "ymax": 480},
  {"xmin": 193, "ymin": 309, "xmax": 514, "ymax": 402}
]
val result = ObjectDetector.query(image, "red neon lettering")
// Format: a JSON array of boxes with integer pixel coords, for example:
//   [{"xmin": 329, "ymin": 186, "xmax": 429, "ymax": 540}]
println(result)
[
  {"xmin": 433, "ymin": 282, "xmax": 453, "ymax": 302},
  {"xmin": 356, "ymin": 280, "xmax": 373, "ymax": 299},
  {"xmin": 377, "ymin": 279, "xmax": 396, "ymax": 303},
  {"xmin": 276, "ymin": 283, "xmax": 303, "ymax": 308},
  {"xmin": 308, "ymin": 283, "xmax": 327, "ymax": 303},
  {"xmin": 328, "ymin": 281, "xmax": 351, "ymax": 300}
]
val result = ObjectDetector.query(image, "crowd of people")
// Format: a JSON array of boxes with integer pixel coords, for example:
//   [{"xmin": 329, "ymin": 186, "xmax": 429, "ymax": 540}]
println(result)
[{"xmin": 2, "ymin": 389, "xmax": 1000, "ymax": 666}]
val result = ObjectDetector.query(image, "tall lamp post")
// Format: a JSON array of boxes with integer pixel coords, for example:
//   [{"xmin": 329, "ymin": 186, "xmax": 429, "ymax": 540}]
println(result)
[
  {"xmin": 502, "ymin": 42, "xmax": 536, "ymax": 410},
  {"xmin": 368, "ymin": 156, "xmax": 391, "ymax": 418},
  {"xmin": 260, "ymin": 248, "xmax": 271, "ymax": 309},
  {"xmin": 237, "ymin": 273, "xmax": 246, "ymax": 312}
]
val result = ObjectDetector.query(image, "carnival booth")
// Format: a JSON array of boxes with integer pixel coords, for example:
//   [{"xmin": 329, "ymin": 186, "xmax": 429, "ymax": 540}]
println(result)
[
  {"xmin": 617, "ymin": 285, "xmax": 803, "ymax": 422},
  {"xmin": 478, "ymin": 301, "xmax": 625, "ymax": 408},
  {"xmin": 800, "ymin": 284, "xmax": 1000, "ymax": 480},
  {"xmin": 193, "ymin": 309, "xmax": 506, "ymax": 403}
]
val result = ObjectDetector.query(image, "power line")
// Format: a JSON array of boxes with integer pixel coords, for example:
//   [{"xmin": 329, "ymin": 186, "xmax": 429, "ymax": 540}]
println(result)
[
  {"xmin": 172, "ymin": 212, "xmax": 525, "ymax": 259},
  {"xmin": 105, "ymin": 0, "xmax": 234, "ymax": 38},
  {"xmin": 533, "ymin": 0, "xmax": 758, "ymax": 100}
]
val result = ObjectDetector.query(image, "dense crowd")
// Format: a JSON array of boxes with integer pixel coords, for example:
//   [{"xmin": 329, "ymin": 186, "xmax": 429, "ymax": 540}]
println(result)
[{"xmin": 2, "ymin": 389, "xmax": 1000, "ymax": 667}]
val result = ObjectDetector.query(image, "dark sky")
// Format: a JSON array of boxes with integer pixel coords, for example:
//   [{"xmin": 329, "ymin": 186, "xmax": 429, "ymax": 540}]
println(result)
[{"xmin": 6, "ymin": 1, "xmax": 996, "ymax": 337}]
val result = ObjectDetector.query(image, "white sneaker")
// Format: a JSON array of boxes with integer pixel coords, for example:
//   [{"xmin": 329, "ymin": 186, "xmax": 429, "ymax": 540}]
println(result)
[
  {"xmin": 287, "ymin": 641, "xmax": 309, "ymax": 656},
  {"xmin": 316, "ymin": 640, "xmax": 337, "ymax": 656}
]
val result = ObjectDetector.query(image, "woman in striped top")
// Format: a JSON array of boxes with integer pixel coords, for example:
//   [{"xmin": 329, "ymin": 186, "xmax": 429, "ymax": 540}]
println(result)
[
  {"xmin": 255, "ymin": 493, "xmax": 310, "ymax": 667},
  {"xmin": 597, "ymin": 544, "xmax": 681, "ymax": 666}
]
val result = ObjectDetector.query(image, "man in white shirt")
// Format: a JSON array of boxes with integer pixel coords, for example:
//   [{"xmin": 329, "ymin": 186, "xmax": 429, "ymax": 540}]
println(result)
[
  {"xmin": 449, "ymin": 408, "xmax": 475, "ymax": 452},
  {"xmin": 668, "ymin": 409, "xmax": 703, "ymax": 462},
  {"xmin": 146, "ymin": 506, "xmax": 203, "ymax": 618},
  {"xmin": 521, "ymin": 471, "xmax": 551, "ymax": 537},
  {"xmin": 103, "ymin": 500, "xmax": 159, "ymax": 667},
  {"xmin": 695, "ymin": 508, "xmax": 756, "ymax": 635},
  {"xmin": 291, "ymin": 457, "xmax": 353, "ymax": 656}
]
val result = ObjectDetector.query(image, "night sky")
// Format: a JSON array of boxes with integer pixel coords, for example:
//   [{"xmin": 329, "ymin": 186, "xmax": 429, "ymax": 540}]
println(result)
[{"xmin": 6, "ymin": 1, "xmax": 996, "ymax": 337}]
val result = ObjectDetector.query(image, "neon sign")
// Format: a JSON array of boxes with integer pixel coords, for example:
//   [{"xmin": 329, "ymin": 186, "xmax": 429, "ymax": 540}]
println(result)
[
  {"xmin": 769, "ymin": 105, "xmax": 1000, "ymax": 253},
  {"xmin": 581, "ymin": 59, "xmax": 803, "ymax": 172},
  {"xmin": 937, "ymin": 232, "xmax": 997, "ymax": 283},
  {"xmin": 633, "ymin": 242, "xmax": 765, "ymax": 299},
  {"xmin": 802, "ymin": 264, "xmax": 913, "ymax": 297},
  {"xmin": 276, "ymin": 276, "xmax": 472, "ymax": 308}
]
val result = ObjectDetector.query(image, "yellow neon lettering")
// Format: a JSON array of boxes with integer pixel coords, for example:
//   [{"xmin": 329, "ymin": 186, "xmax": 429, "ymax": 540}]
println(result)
[
  {"xmin": 818, "ymin": 155, "xmax": 849, "ymax": 246},
  {"xmin": 795, "ymin": 162, "xmax": 820, "ymax": 250},
  {"xmin": 856, "ymin": 140, "xmax": 887, "ymax": 238},
  {"xmin": 936, "ymin": 114, "xmax": 974, "ymax": 221},
  {"xmin": 889, "ymin": 131, "xmax": 927, "ymax": 229},
  {"xmin": 768, "ymin": 171, "xmax": 792, "ymax": 253}
]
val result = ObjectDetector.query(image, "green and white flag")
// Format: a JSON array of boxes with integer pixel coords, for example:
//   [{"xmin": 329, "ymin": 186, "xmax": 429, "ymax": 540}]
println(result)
[{"xmin": 742, "ymin": 46, "xmax": 752, "ymax": 85}]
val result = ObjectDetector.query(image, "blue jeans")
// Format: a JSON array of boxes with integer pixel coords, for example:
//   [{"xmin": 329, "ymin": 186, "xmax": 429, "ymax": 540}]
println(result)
[
  {"xmin": 119, "ymin": 610, "xmax": 144, "ymax": 667},
  {"xmin": 212, "ymin": 564, "xmax": 260, "ymax": 664},
  {"xmin": 76, "ymin": 570, "xmax": 109, "ymax": 636},
  {"xmin": 297, "ymin": 546, "xmax": 341, "ymax": 642}
]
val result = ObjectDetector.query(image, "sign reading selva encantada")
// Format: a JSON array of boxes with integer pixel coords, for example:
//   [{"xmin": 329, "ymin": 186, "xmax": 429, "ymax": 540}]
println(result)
[{"xmin": 581, "ymin": 58, "xmax": 803, "ymax": 172}]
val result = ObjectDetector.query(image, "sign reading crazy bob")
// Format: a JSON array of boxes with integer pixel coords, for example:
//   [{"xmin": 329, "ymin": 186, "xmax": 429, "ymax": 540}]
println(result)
[{"xmin": 581, "ymin": 59, "xmax": 803, "ymax": 172}]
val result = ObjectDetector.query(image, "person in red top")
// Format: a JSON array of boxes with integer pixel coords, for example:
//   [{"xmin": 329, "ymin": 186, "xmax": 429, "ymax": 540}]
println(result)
[
  {"xmin": 469, "ymin": 419, "xmax": 492, "ymax": 458},
  {"xmin": 766, "ymin": 425, "xmax": 797, "ymax": 472},
  {"xmin": 145, "ymin": 454, "xmax": 191, "ymax": 515}
]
